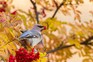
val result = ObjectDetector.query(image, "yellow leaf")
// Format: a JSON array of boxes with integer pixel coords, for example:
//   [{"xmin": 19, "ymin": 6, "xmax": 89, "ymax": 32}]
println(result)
[
  {"xmin": 0, "ymin": 32, "xmax": 9, "ymax": 43},
  {"xmin": 74, "ymin": 40, "xmax": 81, "ymax": 48},
  {"xmin": 0, "ymin": 23, "xmax": 3, "ymax": 29},
  {"xmin": 18, "ymin": 14, "xmax": 27, "ymax": 29},
  {"xmin": 7, "ymin": 42, "xmax": 17, "ymax": 55},
  {"xmin": 79, "ymin": 0, "xmax": 84, "ymax": 3},
  {"xmin": 35, "ymin": 0, "xmax": 40, "ymax": 4},
  {"xmin": 7, "ymin": 28, "xmax": 15, "ymax": 38},
  {"xmin": 39, "ymin": 52, "xmax": 46, "ymax": 57},
  {"xmin": 68, "ymin": 38, "xmax": 81, "ymax": 48}
]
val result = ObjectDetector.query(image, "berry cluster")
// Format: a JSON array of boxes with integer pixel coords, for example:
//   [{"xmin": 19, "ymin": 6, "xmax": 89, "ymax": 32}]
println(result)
[
  {"xmin": 0, "ymin": 1, "xmax": 7, "ymax": 12},
  {"xmin": 9, "ymin": 48, "xmax": 39, "ymax": 62}
]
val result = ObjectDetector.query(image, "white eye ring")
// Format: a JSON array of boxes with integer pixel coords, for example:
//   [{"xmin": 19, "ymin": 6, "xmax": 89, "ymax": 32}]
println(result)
[{"xmin": 32, "ymin": 35, "xmax": 38, "ymax": 38}]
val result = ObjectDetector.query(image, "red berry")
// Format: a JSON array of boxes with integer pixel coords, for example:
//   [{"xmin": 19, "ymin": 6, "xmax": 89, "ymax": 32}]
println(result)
[{"xmin": 11, "ymin": 11, "xmax": 17, "ymax": 15}]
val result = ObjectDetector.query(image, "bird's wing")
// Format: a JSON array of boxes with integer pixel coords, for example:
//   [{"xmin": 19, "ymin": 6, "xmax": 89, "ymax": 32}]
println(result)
[
  {"xmin": 20, "ymin": 30, "xmax": 38, "ymax": 39},
  {"xmin": 29, "ymin": 31, "xmax": 42, "ymax": 47},
  {"xmin": 20, "ymin": 30, "xmax": 42, "ymax": 47},
  {"xmin": 20, "ymin": 30, "xmax": 30, "ymax": 39}
]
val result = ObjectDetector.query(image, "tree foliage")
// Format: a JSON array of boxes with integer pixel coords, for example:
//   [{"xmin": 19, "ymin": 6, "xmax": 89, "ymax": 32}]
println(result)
[{"xmin": 0, "ymin": 0, "xmax": 93, "ymax": 62}]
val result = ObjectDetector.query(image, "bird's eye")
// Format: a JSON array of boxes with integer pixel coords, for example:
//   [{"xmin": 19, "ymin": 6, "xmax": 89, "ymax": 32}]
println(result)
[
  {"xmin": 37, "ymin": 26, "xmax": 43, "ymax": 28},
  {"xmin": 32, "ymin": 35, "xmax": 38, "ymax": 38}
]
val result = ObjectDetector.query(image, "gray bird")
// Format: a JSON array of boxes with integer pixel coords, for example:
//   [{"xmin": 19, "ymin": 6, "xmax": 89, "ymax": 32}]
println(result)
[{"xmin": 19, "ymin": 24, "xmax": 46, "ymax": 47}]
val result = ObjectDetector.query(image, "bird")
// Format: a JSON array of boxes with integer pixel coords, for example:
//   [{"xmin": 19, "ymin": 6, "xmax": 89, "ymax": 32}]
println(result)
[{"xmin": 19, "ymin": 24, "xmax": 46, "ymax": 48}]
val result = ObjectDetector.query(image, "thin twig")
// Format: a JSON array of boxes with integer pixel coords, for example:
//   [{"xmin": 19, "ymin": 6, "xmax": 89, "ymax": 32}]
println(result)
[
  {"xmin": 51, "ymin": 0, "xmax": 66, "ymax": 18},
  {"xmin": 47, "ymin": 36, "xmax": 93, "ymax": 54},
  {"xmin": 30, "ymin": 0, "xmax": 39, "ymax": 24},
  {"xmin": 53, "ymin": 0, "xmax": 58, "ymax": 8}
]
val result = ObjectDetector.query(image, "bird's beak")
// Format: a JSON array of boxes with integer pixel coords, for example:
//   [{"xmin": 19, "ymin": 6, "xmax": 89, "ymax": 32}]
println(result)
[
  {"xmin": 43, "ymin": 26, "xmax": 47, "ymax": 30},
  {"xmin": 41, "ymin": 26, "xmax": 47, "ymax": 31}
]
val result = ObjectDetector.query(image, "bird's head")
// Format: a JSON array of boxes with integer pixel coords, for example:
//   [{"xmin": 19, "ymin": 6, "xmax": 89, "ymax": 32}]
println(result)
[
  {"xmin": 32, "ymin": 24, "xmax": 46, "ymax": 32},
  {"xmin": 19, "ymin": 24, "xmax": 46, "ymax": 40}
]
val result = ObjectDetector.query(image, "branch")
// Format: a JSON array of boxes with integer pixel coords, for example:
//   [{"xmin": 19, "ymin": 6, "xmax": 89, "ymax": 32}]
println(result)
[
  {"xmin": 47, "ymin": 36, "xmax": 93, "ymax": 54},
  {"xmin": 51, "ymin": 0, "xmax": 66, "ymax": 18},
  {"xmin": 30, "ymin": 0, "xmax": 39, "ymax": 24},
  {"xmin": 53, "ymin": 0, "xmax": 58, "ymax": 8}
]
